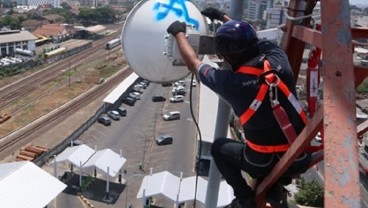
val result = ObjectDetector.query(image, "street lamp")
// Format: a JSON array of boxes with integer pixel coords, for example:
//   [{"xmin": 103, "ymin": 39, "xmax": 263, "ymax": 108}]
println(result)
[{"xmin": 138, "ymin": 132, "xmax": 152, "ymax": 171}]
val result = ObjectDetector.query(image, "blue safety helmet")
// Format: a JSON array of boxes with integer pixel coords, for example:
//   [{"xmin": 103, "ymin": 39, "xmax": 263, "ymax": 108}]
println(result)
[{"xmin": 215, "ymin": 20, "xmax": 259, "ymax": 55}]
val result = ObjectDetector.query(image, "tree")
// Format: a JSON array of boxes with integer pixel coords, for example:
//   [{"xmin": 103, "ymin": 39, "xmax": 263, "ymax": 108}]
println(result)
[
  {"xmin": 78, "ymin": 7, "xmax": 117, "ymax": 25},
  {"xmin": 294, "ymin": 178, "xmax": 324, "ymax": 207},
  {"xmin": 0, "ymin": 15, "xmax": 22, "ymax": 30},
  {"xmin": 60, "ymin": 2, "xmax": 71, "ymax": 10}
]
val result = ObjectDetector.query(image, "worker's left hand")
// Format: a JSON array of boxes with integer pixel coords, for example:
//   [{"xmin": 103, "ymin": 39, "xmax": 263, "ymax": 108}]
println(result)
[{"xmin": 167, "ymin": 21, "xmax": 186, "ymax": 36}]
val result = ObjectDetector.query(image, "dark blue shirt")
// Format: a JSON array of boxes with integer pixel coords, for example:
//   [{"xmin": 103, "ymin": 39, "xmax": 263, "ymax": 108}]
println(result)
[{"xmin": 198, "ymin": 40, "xmax": 305, "ymax": 145}]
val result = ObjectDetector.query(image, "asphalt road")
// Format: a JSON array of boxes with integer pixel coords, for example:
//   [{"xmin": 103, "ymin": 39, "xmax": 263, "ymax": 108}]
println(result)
[{"xmin": 54, "ymin": 79, "xmax": 200, "ymax": 208}]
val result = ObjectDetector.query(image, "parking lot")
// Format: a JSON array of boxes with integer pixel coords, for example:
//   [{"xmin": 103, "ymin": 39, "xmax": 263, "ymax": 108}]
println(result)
[{"xmin": 54, "ymin": 78, "xmax": 200, "ymax": 208}]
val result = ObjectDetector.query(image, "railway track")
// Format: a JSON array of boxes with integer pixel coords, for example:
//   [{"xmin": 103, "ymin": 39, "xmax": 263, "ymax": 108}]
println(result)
[
  {"xmin": 0, "ymin": 68, "xmax": 132, "ymax": 155},
  {"xmin": 0, "ymin": 23, "xmax": 131, "ymax": 156},
  {"xmin": 0, "ymin": 25, "xmax": 123, "ymax": 113}
]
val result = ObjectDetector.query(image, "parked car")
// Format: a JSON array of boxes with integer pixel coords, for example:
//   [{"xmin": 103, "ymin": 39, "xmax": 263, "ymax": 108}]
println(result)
[
  {"xmin": 122, "ymin": 96, "xmax": 136, "ymax": 106},
  {"xmin": 156, "ymin": 135, "xmax": 173, "ymax": 146},
  {"xmin": 191, "ymin": 80, "xmax": 197, "ymax": 87},
  {"xmin": 161, "ymin": 82, "xmax": 172, "ymax": 87},
  {"xmin": 107, "ymin": 110, "xmax": 120, "ymax": 121},
  {"xmin": 140, "ymin": 80, "xmax": 150, "ymax": 86},
  {"xmin": 138, "ymin": 82, "xmax": 148, "ymax": 89},
  {"xmin": 97, "ymin": 116, "xmax": 111, "ymax": 126},
  {"xmin": 172, "ymin": 85, "xmax": 185, "ymax": 93},
  {"xmin": 163, "ymin": 111, "xmax": 180, "ymax": 121},
  {"xmin": 170, "ymin": 95, "xmax": 184, "ymax": 103},
  {"xmin": 116, "ymin": 107, "xmax": 127, "ymax": 117},
  {"xmin": 135, "ymin": 83, "xmax": 146, "ymax": 89},
  {"xmin": 172, "ymin": 89, "xmax": 186, "ymax": 96},
  {"xmin": 174, "ymin": 80, "xmax": 186, "ymax": 87},
  {"xmin": 129, "ymin": 92, "xmax": 140, "ymax": 100},
  {"xmin": 152, "ymin": 95, "xmax": 166, "ymax": 102},
  {"xmin": 131, "ymin": 85, "xmax": 144, "ymax": 93}
]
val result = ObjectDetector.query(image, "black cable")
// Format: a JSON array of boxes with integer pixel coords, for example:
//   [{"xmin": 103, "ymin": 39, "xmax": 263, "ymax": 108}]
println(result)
[{"xmin": 189, "ymin": 73, "xmax": 202, "ymax": 208}]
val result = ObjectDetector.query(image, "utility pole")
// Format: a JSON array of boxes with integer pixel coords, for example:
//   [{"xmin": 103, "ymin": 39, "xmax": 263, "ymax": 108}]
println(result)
[{"xmin": 68, "ymin": 59, "xmax": 71, "ymax": 88}]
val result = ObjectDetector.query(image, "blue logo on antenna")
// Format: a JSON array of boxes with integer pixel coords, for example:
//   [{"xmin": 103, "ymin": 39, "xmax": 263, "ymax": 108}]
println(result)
[{"xmin": 153, "ymin": 0, "xmax": 199, "ymax": 30}]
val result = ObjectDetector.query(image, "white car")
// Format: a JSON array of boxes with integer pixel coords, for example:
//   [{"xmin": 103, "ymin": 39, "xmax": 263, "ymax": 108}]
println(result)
[
  {"xmin": 162, "ymin": 111, "xmax": 180, "ymax": 121},
  {"xmin": 172, "ymin": 85, "xmax": 185, "ymax": 93},
  {"xmin": 129, "ymin": 91, "xmax": 141, "ymax": 100},
  {"xmin": 170, "ymin": 95, "xmax": 184, "ymax": 103}
]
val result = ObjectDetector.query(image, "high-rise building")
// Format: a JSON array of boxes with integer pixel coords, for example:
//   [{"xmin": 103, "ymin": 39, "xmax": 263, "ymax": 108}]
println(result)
[
  {"xmin": 79, "ymin": 0, "xmax": 96, "ymax": 8},
  {"xmin": 264, "ymin": 0, "xmax": 286, "ymax": 29},
  {"xmin": 245, "ymin": 0, "xmax": 274, "ymax": 21},
  {"xmin": 26, "ymin": 0, "xmax": 60, "ymax": 7}
]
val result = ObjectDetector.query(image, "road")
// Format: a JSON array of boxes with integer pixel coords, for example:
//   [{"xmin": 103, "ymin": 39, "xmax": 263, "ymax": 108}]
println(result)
[{"xmin": 54, "ymin": 79, "xmax": 200, "ymax": 208}]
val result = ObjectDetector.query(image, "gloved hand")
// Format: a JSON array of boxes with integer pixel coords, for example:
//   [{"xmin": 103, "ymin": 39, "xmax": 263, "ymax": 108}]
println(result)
[
  {"xmin": 167, "ymin": 21, "xmax": 186, "ymax": 36},
  {"xmin": 201, "ymin": 7, "xmax": 226, "ymax": 20}
]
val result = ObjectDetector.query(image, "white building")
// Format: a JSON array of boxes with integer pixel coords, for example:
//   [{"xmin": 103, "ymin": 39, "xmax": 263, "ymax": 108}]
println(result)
[
  {"xmin": 265, "ymin": 0, "xmax": 286, "ymax": 29},
  {"xmin": 0, "ymin": 30, "xmax": 37, "ymax": 57},
  {"xmin": 26, "ymin": 0, "xmax": 61, "ymax": 8},
  {"xmin": 245, "ymin": 0, "xmax": 274, "ymax": 21}
]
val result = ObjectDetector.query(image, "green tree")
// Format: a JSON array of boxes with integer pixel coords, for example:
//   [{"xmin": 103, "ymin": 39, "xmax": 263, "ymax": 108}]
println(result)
[
  {"xmin": 0, "ymin": 15, "xmax": 21, "ymax": 29},
  {"xmin": 60, "ymin": 2, "xmax": 71, "ymax": 10},
  {"xmin": 78, "ymin": 7, "xmax": 117, "ymax": 25},
  {"xmin": 294, "ymin": 178, "xmax": 324, "ymax": 207},
  {"xmin": 358, "ymin": 78, "xmax": 368, "ymax": 94}
]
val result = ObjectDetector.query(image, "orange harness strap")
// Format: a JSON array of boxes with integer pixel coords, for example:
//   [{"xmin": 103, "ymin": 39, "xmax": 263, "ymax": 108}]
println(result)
[
  {"xmin": 246, "ymin": 140, "xmax": 322, "ymax": 153},
  {"xmin": 236, "ymin": 60, "xmax": 318, "ymax": 153},
  {"xmin": 246, "ymin": 140, "xmax": 290, "ymax": 153}
]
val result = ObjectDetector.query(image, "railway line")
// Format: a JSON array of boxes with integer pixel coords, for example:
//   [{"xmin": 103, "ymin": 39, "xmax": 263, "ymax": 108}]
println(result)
[
  {"xmin": 0, "ymin": 24, "xmax": 122, "ymax": 114},
  {"xmin": 0, "ymin": 67, "xmax": 132, "ymax": 155},
  {"xmin": 0, "ymin": 24, "xmax": 131, "ymax": 156}
]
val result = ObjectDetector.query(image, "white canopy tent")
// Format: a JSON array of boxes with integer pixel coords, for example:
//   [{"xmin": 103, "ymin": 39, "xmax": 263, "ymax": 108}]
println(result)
[
  {"xmin": 52, "ymin": 144, "xmax": 95, "ymax": 167},
  {"xmin": 83, "ymin": 148, "xmax": 127, "ymax": 177},
  {"xmin": 0, "ymin": 161, "xmax": 66, "ymax": 208},
  {"xmin": 137, "ymin": 171, "xmax": 234, "ymax": 208},
  {"xmin": 52, "ymin": 144, "xmax": 126, "ymax": 201}
]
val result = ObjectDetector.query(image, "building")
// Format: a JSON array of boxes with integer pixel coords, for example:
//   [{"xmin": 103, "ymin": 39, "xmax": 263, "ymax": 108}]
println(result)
[
  {"xmin": 245, "ymin": 0, "xmax": 274, "ymax": 21},
  {"xmin": 25, "ymin": 0, "xmax": 60, "ymax": 8},
  {"xmin": 0, "ymin": 30, "xmax": 37, "ymax": 57},
  {"xmin": 32, "ymin": 24, "xmax": 77, "ymax": 43},
  {"xmin": 264, "ymin": 0, "xmax": 286, "ymax": 29},
  {"xmin": 79, "ymin": 0, "xmax": 96, "ymax": 8}
]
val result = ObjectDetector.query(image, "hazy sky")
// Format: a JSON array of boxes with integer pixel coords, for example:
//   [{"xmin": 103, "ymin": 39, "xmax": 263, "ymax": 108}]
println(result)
[{"xmin": 350, "ymin": 0, "xmax": 368, "ymax": 5}]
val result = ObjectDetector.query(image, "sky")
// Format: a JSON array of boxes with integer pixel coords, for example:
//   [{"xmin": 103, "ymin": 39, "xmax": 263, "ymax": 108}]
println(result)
[{"xmin": 350, "ymin": 0, "xmax": 368, "ymax": 5}]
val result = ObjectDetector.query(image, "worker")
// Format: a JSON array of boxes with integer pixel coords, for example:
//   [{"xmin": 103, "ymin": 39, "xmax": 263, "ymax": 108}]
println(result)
[{"xmin": 166, "ymin": 7, "xmax": 311, "ymax": 208}]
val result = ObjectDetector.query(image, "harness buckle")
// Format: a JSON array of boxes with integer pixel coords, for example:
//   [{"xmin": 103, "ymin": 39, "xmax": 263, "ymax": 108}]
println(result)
[{"xmin": 265, "ymin": 74, "xmax": 280, "ymax": 107}]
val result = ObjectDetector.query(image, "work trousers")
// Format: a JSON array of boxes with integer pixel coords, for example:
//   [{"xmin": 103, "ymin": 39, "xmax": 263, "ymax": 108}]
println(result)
[{"xmin": 211, "ymin": 138, "xmax": 311, "ymax": 199}]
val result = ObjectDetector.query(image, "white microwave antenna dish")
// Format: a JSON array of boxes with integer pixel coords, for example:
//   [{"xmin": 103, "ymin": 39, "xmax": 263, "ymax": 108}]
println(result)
[{"xmin": 121, "ymin": 0, "xmax": 208, "ymax": 83}]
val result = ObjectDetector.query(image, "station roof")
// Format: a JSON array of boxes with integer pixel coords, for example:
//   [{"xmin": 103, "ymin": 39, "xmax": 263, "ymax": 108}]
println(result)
[
  {"xmin": 0, "ymin": 161, "xmax": 66, "ymax": 208},
  {"xmin": 84, "ymin": 25, "xmax": 106, "ymax": 33},
  {"xmin": 137, "ymin": 171, "xmax": 234, "ymax": 207},
  {"xmin": 103, "ymin": 71, "xmax": 139, "ymax": 104},
  {"xmin": 0, "ymin": 30, "xmax": 37, "ymax": 44}
]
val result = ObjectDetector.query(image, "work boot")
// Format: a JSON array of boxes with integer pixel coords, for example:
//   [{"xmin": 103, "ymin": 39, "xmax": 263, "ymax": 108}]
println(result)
[
  {"xmin": 265, "ymin": 183, "xmax": 289, "ymax": 208},
  {"xmin": 224, "ymin": 197, "xmax": 257, "ymax": 208}
]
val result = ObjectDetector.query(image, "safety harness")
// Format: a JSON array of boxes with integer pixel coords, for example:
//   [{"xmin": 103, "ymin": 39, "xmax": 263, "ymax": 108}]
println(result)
[{"xmin": 235, "ymin": 59, "xmax": 322, "ymax": 153}]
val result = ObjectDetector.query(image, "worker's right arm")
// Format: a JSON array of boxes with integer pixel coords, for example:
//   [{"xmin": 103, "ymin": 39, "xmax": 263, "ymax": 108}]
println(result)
[{"xmin": 166, "ymin": 21, "xmax": 202, "ymax": 75}]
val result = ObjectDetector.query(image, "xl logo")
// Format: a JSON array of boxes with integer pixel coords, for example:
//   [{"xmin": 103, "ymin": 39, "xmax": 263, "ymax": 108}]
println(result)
[{"xmin": 153, "ymin": 0, "xmax": 200, "ymax": 30}]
